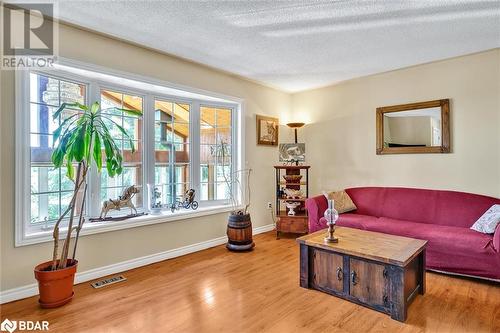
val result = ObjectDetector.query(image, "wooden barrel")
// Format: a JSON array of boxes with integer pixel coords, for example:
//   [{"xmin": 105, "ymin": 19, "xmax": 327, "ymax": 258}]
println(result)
[{"xmin": 226, "ymin": 213, "xmax": 255, "ymax": 251}]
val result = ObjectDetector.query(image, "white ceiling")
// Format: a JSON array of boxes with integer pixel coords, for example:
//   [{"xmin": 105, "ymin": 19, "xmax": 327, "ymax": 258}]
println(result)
[{"xmin": 51, "ymin": 1, "xmax": 500, "ymax": 92}]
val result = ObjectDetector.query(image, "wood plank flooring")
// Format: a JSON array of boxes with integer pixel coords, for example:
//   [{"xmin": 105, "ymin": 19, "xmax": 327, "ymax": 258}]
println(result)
[{"xmin": 1, "ymin": 231, "xmax": 499, "ymax": 333}]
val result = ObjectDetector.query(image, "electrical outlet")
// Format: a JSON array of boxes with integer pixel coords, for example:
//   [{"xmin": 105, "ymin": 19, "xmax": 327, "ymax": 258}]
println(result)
[{"xmin": 267, "ymin": 202, "xmax": 272, "ymax": 209}]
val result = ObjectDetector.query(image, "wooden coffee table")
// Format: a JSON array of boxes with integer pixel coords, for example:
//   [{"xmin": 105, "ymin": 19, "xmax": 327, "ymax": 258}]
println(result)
[{"xmin": 297, "ymin": 227, "xmax": 427, "ymax": 322}]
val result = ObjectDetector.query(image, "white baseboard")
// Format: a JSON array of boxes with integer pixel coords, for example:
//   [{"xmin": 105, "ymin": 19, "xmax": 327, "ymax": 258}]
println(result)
[{"xmin": 0, "ymin": 224, "xmax": 275, "ymax": 304}]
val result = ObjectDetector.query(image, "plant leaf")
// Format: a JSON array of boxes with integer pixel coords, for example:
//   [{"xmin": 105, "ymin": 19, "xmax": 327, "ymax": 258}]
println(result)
[
  {"xmin": 52, "ymin": 114, "xmax": 78, "ymax": 144},
  {"xmin": 66, "ymin": 158, "xmax": 74, "ymax": 180},
  {"xmin": 113, "ymin": 122, "xmax": 135, "ymax": 153},
  {"xmin": 93, "ymin": 133, "xmax": 102, "ymax": 171},
  {"xmin": 104, "ymin": 107, "xmax": 142, "ymax": 117},
  {"xmin": 53, "ymin": 102, "xmax": 86, "ymax": 119},
  {"xmin": 73, "ymin": 123, "xmax": 87, "ymax": 162},
  {"xmin": 84, "ymin": 124, "xmax": 92, "ymax": 163},
  {"xmin": 90, "ymin": 102, "xmax": 100, "ymax": 114}
]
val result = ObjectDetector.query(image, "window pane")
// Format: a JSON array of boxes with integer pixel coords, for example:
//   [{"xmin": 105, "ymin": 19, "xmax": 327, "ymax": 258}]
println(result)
[
  {"xmin": 217, "ymin": 108, "xmax": 232, "ymax": 127},
  {"xmin": 199, "ymin": 106, "xmax": 232, "ymax": 202},
  {"xmin": 217, "ymin": 127, "xmax": 232, "ymax": 144},
  {"xmin": 200, "ymin": 183, "xmax": 209, "ymax": 201},
  {"xmin": 101, "ymin": 90, "xmax": 123, "ymax": 114},
  {"xmin": 123, "ymin": 116, "xmax": 141, "ymax": 140},
  {"xmin": 100, "ymin": 90, "xmax": 144, "ymax": 212},
  {"xmin": 155, "ymin": 166, "xmax": 170, "ymax": 185},
  {"xmin": 173, "ymin": 103, "xmax": 190, "ymax": 123},
  {"xmin": 29, "ymin": 73, "xmax": 87, "ymax": 226},
  {"xmin": 30, "ymin": 194, "xmax": 40, "ymax": 223},
  {"xmin": 175, "ymin": 144, "xmax": 190, "ymax": 163},
  {"xmin": 175, "ymin": 183, "xmax": 189, "ymax": 198},
  {"xmin": 201, "ymin": 125, "xmax": 216, "ymax": 144},
  {"xmin": 30, "ymin": 133, "xmax": 52, "ymax": 151},
  {"xmin": 201, "ymin": 107, "xmax": 216, "ymax": 127},
  {"xmin": 29, "ymin": 104, "xmax": 59, "ymax": 135},
  {"xmin": 216, "ymin": 165, "xmax": 231, "ymax": 182},
  {"xmin": 154, "ymin": 99, "xmax": 190, "ymax": 209},
  {"xmin": 173, "ymin": 122, "xmax": 189, "ymax": 144},
  {"xmin": 175, "ymin": 165, "xmax": 189, "ymax": 184},
  {"xmin": 60, "ymin": 80, "xmax": 85, "ymax": 105},
  {"xmin": 30, "ymin": 73, "xmax": 53, "ymax": 104},
  {"xmin": 47, "ymin": 192, "xmax": 60, "ymax": 220},
  {"xmin": 216, "ymin": 182, "xmax": 230, "ymax": 200},
  {"xmin": 155, "ymin": 100, "xmax": 173, "ymax": 123},
  {"xmin": 200, "ymin": 165, "xmax": 209, "ymax": 182}
]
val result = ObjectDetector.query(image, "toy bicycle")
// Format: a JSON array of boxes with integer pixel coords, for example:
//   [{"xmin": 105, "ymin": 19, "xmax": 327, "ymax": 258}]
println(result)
[{"xmin": 170, "ymin": 189, "xmax": 199, "ymax": 212}]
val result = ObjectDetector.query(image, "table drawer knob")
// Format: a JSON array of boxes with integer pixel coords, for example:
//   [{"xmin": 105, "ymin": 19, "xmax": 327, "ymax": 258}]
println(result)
[
  {"xmin": 351, "ymin": 271, "xmax": 358, "ymax": 285},
  {"xmin": 336, "ymin": 267, "xmax": 343, "ymax": 281}
]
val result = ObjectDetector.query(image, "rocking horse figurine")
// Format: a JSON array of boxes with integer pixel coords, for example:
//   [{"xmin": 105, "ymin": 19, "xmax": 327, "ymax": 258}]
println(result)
[{"xmin": 99, "ymin": 185, "xmax": 140, "ymax": 219}]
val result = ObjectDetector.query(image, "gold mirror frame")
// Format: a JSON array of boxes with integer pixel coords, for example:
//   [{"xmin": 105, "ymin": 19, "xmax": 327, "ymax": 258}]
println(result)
[{"xmin": 376, "ymin": 99, "xmax": 450, "ymax": 155}]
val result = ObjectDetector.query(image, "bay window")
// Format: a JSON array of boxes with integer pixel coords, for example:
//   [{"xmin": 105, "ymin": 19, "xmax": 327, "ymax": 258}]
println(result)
[{"xmin": 16, "ymin": 61, "xmax": 242, "ymax": 246}]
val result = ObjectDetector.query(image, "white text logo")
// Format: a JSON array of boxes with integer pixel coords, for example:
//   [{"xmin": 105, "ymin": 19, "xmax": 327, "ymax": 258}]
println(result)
[{"xmin": 0, "ymin": 319, "xmax": 49, "ymax": 332}]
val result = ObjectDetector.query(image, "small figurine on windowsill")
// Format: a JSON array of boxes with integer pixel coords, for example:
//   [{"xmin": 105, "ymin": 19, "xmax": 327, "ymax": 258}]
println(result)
[
  {"xmin": 170, "ymin": 189, "xmax": 199, "ymax": 213},
  {"xmin": 150, "ymin": 187, "xmax": 163, "ymax": 215},
  {"xmin": 92, "ymin": 185, "xmax": 146, "ymax": 222}
]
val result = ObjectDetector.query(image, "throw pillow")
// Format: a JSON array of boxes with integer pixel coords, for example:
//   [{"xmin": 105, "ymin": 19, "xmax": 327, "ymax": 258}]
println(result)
[
  {"xmin": 470, "ymin": 204, "xmax": 500, "ymax": 234},
  {"xmin": 323, "ymin": 190, "xmax": 357, "ymax": 214}
]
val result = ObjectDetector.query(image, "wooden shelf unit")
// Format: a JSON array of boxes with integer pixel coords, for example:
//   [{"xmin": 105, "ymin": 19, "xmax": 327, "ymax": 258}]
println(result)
[{"xmin": 274, "ymin": 165, "xmax": 310, "ymax": 239}]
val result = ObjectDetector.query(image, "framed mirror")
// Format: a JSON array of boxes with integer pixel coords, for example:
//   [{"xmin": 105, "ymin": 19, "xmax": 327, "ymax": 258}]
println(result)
[{"xmin": 376, "ymin": 99, "xmax": 450, "ymax": 155}]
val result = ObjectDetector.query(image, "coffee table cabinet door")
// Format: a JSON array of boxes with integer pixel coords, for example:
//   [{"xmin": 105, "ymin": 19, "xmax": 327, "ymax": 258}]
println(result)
[
  {"xmin": 349, "ymin": 258, "xmax": 389, "ymax": 308},
  {"xmin": 312, "ymin": 249, "xmax": 344, "ymax": 293}
]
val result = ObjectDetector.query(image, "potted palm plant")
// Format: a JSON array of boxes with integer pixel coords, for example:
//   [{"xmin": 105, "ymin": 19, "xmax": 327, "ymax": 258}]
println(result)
[{"xmin": 34, "ymin": 101, "xmax": 140, "ymax": 308}]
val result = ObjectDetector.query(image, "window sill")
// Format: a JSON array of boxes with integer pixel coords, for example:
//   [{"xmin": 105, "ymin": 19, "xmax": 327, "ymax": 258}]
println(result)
[{"xmin": 17, "ymin": 204, "xmax": 240, "ymax": 247}]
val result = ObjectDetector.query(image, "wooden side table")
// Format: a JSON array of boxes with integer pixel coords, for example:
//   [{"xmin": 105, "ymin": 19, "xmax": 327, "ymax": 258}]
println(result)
[{"xmin": 274, "ymin": 165, "xmax": 310, "ymax": 239}]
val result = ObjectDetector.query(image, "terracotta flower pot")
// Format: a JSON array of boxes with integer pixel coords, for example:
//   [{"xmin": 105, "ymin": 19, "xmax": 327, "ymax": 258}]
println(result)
[{"xmin": 34, "ymin": 259, "xmax": 78, "ymax": 308}]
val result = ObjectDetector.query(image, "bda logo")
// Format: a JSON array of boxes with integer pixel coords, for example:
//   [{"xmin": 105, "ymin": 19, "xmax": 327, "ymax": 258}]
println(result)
[{"xmin": 0, "ymin": 319, "xmax": 17, "ymax": 333}]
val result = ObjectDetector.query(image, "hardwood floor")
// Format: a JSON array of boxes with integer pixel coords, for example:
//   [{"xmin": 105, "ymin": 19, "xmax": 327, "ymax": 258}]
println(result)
[{"xmin": 1, "ymin": 231, "xmax": 499, "ymax": 333}]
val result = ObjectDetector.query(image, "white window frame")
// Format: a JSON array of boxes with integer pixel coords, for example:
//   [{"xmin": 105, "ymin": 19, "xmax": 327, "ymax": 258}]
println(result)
[{"xmin": 15, "ymin": 58, "xmax": 245, "ymax": 246}]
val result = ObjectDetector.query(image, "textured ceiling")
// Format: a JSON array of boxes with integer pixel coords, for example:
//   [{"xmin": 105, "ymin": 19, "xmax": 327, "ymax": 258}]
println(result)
[{"xmin": 53, "ymin": 0, "xmax": 500, "ymax": 92}]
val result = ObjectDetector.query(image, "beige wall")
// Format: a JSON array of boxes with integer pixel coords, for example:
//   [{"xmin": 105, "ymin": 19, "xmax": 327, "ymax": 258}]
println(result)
[
  {"xmin": 0, "ymin": 18, "xmax": 292, "ymax": 291},
  {"xmin": 292, "ymin": 49, "xmax": 500, "ymax": 198}
]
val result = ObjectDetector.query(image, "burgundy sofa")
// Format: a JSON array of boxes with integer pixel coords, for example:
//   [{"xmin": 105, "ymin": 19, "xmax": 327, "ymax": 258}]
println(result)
[{"xmin": 306, "ymin": 187, "xmax": 500, "ymax": 280}]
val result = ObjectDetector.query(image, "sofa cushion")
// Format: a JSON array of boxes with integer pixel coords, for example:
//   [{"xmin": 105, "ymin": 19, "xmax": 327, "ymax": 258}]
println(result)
[
  {"xmin": 323, "ymin": 190, "xmax": 357, "ymax": 213},
  {"xmin": 364, "ymin": 217, "xmax": 495, "ymax": 253},
  {"xmin": 470, "ymin": 204, "xmax": 500, "ymax": 234},
  {"xmin": 345, "ymin": 187, "xmax": 386, "ymax": 217},
  {"xmin": 433, "ymin": 191, "xmax": 500, "ymax": 228},
  {"xmin": 318, "ymin": 213, "xmax": 378, "ymax": 231},
  {"xmin": 378, "ymin": 188, "xmax": 438, "ymax": 225}
]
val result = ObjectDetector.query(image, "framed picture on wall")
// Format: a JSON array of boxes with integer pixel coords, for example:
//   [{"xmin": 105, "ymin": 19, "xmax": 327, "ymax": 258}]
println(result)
[
  {"xmin": 279, "ymin": 143, "xmax": 305, "ymax": 163},
  {"xmin": 256, "ymin": 115, "xmax": 279, "ymax": 146}
]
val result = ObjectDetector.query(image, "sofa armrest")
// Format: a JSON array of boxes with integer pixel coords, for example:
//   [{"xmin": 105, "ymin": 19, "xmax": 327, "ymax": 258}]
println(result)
[
  {"xmin": 305, "ymin": 195, "xmax": 328, "ymax": 233},
  {"xmin": 494, "ymin": 224, "xmax": 500, "ymax": 252}
]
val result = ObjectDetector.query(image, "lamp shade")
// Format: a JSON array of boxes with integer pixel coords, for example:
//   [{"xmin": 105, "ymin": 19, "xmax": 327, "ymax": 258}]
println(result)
[{"xmin": 286, "ymin": 122, "xmax": 305, "ymax": 129}]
